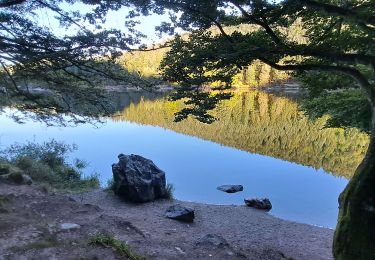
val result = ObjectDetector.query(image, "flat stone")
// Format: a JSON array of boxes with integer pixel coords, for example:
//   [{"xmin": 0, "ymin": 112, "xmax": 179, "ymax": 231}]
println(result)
[
  {"xmin": 217, "ymin": 185, "xmax": 243, "ymax": 193},
  {"xmin": 59, "ymin": 223, "xmax": 80, "ymax": 230},
  {"xmin": 244, "ymin": 198, "xmax": 272, "ymax": 210},
  {"xmin": 165, "ymin": 204, "xmax": 194, "ymax": 222},
  {"xmin": 196, "ymin": 234, "xmax": 229, "ymax": 248}
]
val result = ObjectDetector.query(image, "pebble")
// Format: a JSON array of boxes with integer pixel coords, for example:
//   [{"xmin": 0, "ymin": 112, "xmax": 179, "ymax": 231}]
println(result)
[
  {"xmin": 175, "ymin": 247, "xmax": 185, "ymax": 254},
  {"xmin": 59, "ymin": 223, "xmax": 80, "ymax": 230}
]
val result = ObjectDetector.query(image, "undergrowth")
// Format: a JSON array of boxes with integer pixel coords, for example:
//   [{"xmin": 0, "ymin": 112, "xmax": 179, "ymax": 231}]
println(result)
[{"xmin": 0, "ymin": 139, "xmax": 99, "ymax": 192}]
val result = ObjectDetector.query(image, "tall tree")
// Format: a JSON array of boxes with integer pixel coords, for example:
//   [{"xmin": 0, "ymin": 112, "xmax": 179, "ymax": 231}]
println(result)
[{"xmin": 126, "ymin": 0, "xmax": 374, "ymax": 259}]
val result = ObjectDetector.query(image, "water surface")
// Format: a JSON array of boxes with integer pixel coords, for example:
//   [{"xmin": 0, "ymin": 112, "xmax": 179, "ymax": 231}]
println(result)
[{"xmin": 0, "ymin": 91, "xmax": 368, "ymax": 228}]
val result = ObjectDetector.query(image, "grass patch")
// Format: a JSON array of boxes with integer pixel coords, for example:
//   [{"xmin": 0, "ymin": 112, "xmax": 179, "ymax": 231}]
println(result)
[
  {"xmin": 89, "ymin": 234, "xmax": 145, "ymax": 260},
  {"xmin": 0, "ymin": 195, "xmax": 9, "ymax": 206},
  {"xmin": 0, "ymin": 140, "xmax": 99, "ymax": 192},
  {"xmin": 103, "ymin": 178, "xmax": 115, "ymax": 193},
  {"xmin": 164, "ymin": 183, "xmax": 174, "ymax": 200}
]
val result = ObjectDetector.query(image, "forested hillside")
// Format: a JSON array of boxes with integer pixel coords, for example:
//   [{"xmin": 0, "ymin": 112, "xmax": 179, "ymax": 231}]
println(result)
[
  {"xmin": 112, "ymin": 91, "xmax": 369, "ymax": 178},
  {"xmin": 117, "ymin": 22, "xmax": 307, "ymax": 87}
]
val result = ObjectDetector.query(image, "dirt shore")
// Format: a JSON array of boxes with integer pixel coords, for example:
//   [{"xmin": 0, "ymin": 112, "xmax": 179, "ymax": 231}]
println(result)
[{"xmin": 0, "ymin": 183, "xmax": 333, "ymax": 259}]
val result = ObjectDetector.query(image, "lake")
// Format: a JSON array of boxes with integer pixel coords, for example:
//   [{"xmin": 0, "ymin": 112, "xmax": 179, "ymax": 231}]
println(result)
[{"xmin": 0, "ymin": 90, "xmax": 369, "ymax": 228}]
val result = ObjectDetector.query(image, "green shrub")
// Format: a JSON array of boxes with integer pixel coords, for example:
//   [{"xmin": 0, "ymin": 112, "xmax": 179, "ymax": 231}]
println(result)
[
  {"xmin": 0, "ymin": 140, "xmax": 99, "ymax": 192},
  {"xmin": 2, "ymin": 139, "xmax": 74, "ymax": 168},
  {"xmin": 0, "ymin": 161, "xmax": 22, "ymax": 176}
]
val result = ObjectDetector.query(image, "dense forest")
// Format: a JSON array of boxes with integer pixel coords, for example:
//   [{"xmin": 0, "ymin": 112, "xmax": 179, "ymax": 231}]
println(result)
[
  {"xmin": 112, "ymin": 91, "xmax": 368, "ymax": 179},
  {"xmin": 117, "ymin": 22, "xmax": 302, "ymax": 87}
]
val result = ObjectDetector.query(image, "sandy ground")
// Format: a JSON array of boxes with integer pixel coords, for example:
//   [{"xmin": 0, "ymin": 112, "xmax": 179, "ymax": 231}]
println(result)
[{"xmin": 0, "ymin": 183, "xmax": 333, "ymax": 259}]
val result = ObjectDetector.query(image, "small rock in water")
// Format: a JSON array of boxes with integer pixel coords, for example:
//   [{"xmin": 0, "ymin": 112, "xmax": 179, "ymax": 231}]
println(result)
[
  {"xmin": 217, "ymin": 185, "xmax": 243, "ymax": 193},
  {"xmin": 59, "ymin": 223, "xmax": 80, "ymax": 230},
  {"xmin": 165, "ymin": 204, "xmax": 194, "ymax": 222},
  {"xmin": 244, "ymin": 198, "xmax": 272, "ymax": 210}
]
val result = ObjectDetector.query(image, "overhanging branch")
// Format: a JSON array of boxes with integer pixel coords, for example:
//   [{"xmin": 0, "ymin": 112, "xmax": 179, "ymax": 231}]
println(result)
[
  {"xmin": 258, "ymin": 57, "xmax": 375, "ymax": 104},
  {"xmin": 0, "ymin": 0, "xmax": 26, "ymax": 8},
  {"xmin": 299, "ymin": 0, "xmax": 375, "ymax": 26}
]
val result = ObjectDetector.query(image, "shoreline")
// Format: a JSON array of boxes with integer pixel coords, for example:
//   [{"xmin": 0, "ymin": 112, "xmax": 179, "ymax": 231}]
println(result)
[
  {"xmin": 0, "ymin": 183, "xmax": 334, "ymax": 259},
  {"xmin": 165, "ymin": 198, "xmax": 336, "ymax": 231},
  {"xmin": 78, "ymin": 188, "xmax": 334, "ymax": 259}
]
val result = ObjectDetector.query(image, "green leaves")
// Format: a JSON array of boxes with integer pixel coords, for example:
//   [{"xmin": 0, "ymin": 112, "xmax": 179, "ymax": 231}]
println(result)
[
  {"xmin": 1, "ymin": 0, "xmax": 374, "ymax": 125},
  {"xmin": 170, "ymin": 89, "xmax": 232, "ymax": 123},
  {"xmin": 142, "ymin": 0, "xmax": 374, "ymax": 123},
  {"xmin": 0, "ymin": 0, "xmax": 145, "ymax": 121},
  {"xmin": 301, "ymin": 89, "xmax": 371, "ymax": 132}
]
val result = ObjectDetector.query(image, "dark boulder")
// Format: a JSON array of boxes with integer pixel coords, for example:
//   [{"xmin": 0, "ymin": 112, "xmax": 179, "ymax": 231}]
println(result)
[
  {"xmin": 165, "ymin": 204, "xmax": 195, "ymax": 222},
  {"xmin": 244, "ymin": 198, "xmax": 272, "ymax": 210},
  {"xmin": 217, "ymin": 185, "xmax": 243, "ymax": 193},
  {"xmin": 112, "ymin": 154, "xmax": 167, "ymax": 203}
]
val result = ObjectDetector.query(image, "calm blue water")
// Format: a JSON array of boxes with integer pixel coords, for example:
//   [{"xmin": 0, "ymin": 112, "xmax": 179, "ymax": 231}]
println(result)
[{"xmin": 0, "ymin": 107, "xmax": 348, "ymax": 228}]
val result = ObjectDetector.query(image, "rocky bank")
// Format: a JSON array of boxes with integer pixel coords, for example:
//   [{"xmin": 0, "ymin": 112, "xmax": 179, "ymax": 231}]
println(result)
[{"xmin": 0, "ymin": 182, "xmax": 333, "ymax": 260}]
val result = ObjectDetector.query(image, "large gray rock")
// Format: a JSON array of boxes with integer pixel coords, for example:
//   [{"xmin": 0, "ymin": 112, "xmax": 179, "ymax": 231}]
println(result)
[
  {"xmin": 217, "ymin": 185, "xmax": 243, "ymax": 193},
  {"xmin": 112, "ymin": 154, "xmax": 167, "ymax": 203},
  {"xmin": 165, "ymin": 204, "xmax": 195, "ymax": 222}
]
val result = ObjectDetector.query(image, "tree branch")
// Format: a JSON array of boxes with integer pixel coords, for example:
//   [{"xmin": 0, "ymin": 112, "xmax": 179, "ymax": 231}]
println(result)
[
  {"xmin": 0, "ymin": 0, "xmax": 26, "ymax": 8},
  {"xmin": 258, "ymin": 57, "xmax": 375, "ymax": 104},
  {"xmin": 291, "ymin": 0, "xmax": 375, "ymax": 28},
  {"xmin": 229, "ymin": 1, "xmax": 283, "ymax": 46},
  {"xmin": 159, "ymin": 0, "xmax": 235, "ymax": 43}
]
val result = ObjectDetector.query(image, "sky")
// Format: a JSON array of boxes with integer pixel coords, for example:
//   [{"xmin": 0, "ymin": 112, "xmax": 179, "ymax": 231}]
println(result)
[{"xmin": 34, "ymin": 2, "xmax": 171, "ymax": 46}]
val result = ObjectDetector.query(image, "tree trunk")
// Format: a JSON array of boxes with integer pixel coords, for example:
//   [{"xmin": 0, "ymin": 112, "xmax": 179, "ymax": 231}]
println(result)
[{"xmin": 333, "ymin": 107, "xmax": 375, "ymax": 259}]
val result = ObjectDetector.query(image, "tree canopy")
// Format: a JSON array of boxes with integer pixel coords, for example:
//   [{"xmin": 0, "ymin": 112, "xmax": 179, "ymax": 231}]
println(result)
[
  {"xmin": 1, "ymin": 0, "xmax": 373, "ymax": 122},
  {"xmin": 134, "ymin": 0, "xmax": 373, "ymax": 122},
  {"xmin": 0, "ymin": 0, "xmax": 155, "ymax": 121}
]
